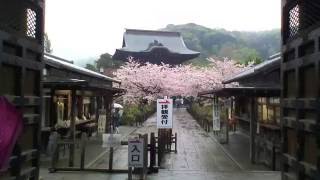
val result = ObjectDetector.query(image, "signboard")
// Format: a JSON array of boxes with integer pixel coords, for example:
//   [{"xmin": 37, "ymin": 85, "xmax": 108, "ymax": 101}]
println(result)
[
  {"xmin": 98, "ymin": 114, "xmax": 106, "ymax": 133},
  {"xmin": 157, "ymin": 98, "xmax": 173, "ymax": 129},
  {"xmin": 128, "ymin": 138, "xmax": 144, "ymax": 167},
  {"xmin": 102, "ymin": 133, "xmax": 122, "ymax": 148},
  {"xmin": 213, "ymin": 97, "xmax": 221, "ymax": 131}
]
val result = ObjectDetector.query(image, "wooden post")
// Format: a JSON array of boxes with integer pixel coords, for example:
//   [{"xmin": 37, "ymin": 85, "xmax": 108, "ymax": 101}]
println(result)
[
  {"xmin": 109, "ymin": 147, "xmax": 113, "ymax": 171},
  {"xmin": 50, "ymin": 88, "xmax": 56, "ymax": 127},
  {"xmin": 69, "ymin": 88, "xmax": 76, "ymax": 167},
  {"xmin": 175, "ymin": 133, "xmax": 177, "ymax": 153},
  {"xmin": 95, "ymin": 96, "xmax": 100, "ymax": 123},
  {"xmin": 150, "ymin": 132, "xmax": 156, "ymax": 169},
  {"xmin": 225, "ymin": 107, "xmax": 229, "ymax": 144},
  {"xmin": 157, "ymin": 130, "xmax": 162, "ymax": 167},
  {"xmin": 104, "ymin": 95, "xmax": 112, "ymax": 133},
  {"xmin": 80, "ymin": 133, "xmax": 87, "ymax": 170},
  {"xmin": 11, "ymin": 146, "xmax": 22, "ymax": 177},
  {"xmin": 49, "ymin": 133, "xmax": 59, "ymax": 173},
  {"xmin": 128, "ymin": 167, "xmax": 133, "ymax": 180},
  {"xmin": 272, "ymin": 144, "xmax": 276, "ymax": 171},
  {"xmin": 250, "ymin": 97, "xmax": 256, "ymax": 163},
  {"xmin": 142, "ymin": 134, "xmax": 148, "ymax": 180},
  {"xmin": 230, "ymin": 97, "xmax": 234, "ymax": 132}
]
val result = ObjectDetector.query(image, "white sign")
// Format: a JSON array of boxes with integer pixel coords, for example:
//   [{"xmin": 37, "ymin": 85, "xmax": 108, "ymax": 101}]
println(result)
[
  {"xmin": 102, "ymin": 133, "xmax": 122, "ymax": 148},
  {"xmin": 213, "ymin": 97, "xmax": 221, "ymax": 131},
  {"xmin": 157, "ymin": 98, "xmax": 173, "ymax": 129},
  {"xmin": 128, "ymin": 138, "xmax": 144, "ymax": 167}
]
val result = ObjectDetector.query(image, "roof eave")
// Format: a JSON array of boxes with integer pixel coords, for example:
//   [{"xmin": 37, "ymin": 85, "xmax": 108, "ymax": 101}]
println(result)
[
  {"xmin": 222, "ymin": 57, "xmax": 281, "ymax": 84},
  {"xmin": 44, "ymin": 55, "xmax": 121, "ymax": 84}
]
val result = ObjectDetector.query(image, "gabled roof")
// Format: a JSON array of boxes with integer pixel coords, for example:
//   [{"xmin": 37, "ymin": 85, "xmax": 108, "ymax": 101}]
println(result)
[
  {"xmin": 44, "ymin": 53, "xmax": 120, "ymax": 83},
  {"xmin": 222, "ymin": 53, "xmax": 281, "ymax": 84},
  {"xmin": 112, "ymin": 29, "xmax": 200, "ymax": 64}
]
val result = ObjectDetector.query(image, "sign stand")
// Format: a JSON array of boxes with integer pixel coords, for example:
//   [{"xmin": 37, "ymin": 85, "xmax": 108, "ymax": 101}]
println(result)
[
  {"xmin": 128, "ymin": 135, "xmax": 148, "ymax": 180},
  {"xmin": 156, "ymin": 98, "xmax": 177, "ymax": 166}
]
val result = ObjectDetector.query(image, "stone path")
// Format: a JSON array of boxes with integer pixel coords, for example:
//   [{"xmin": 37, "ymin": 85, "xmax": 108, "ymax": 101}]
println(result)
[
  {"xmin": 147, "ymin": 108, "xmax": 280, "ymax": 180},
  {"xmin": 40, "ymin": 108, "xmax": 281, "ymax": 180}
]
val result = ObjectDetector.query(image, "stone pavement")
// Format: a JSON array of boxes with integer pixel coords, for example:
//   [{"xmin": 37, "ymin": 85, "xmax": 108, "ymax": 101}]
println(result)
[
  {"xmin": 40, "ymin": 108, "xmax": 281, "ymax": 180},
  {"xmin": 39, "ymin": 125, "xmax": 137, "ymax": 178},
  {"xmin": 208, "ymin": 131, "xmax": 268, "ymax": 171}
]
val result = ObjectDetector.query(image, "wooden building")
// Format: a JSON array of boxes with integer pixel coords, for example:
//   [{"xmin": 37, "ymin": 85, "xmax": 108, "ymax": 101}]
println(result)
[
  {"xmin": 281, "ymin": 1, "xmax": 320, "ymax": 179},
  {"xmin": 112, "ymin": 29, "xmax": 200, "ymax": 64},
  {"xmin": 199, "ymin": 54, "xmax": 281, "ymax": 170},
  {"xmin": 0, "ymin": 0, "xmax": 45, "ymax": 179},
  {"xmin": 41, "ymin": 53, "xmax": 124, "ymax": 166}
]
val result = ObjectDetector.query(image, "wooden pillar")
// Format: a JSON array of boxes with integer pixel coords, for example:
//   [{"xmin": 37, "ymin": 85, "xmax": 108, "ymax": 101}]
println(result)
[
  {"xmin": 104, "ymin": 95, "xmax": 112, "ymax": 133},
  {"xmin": 95, "ymin": 96, "xmax": 101, "ymax": 122},
  {"xmin": 231, "ymin": 97, "xmax": 234, "ymax": 132},
  {"xmin": 250, "ymin": 97, "xmax": 256, "ymax": 163},
  {"xmin": 225, "ymin": 107, "xmax": 229, "ymax": 144},
  {"xmin": 78, "ymin": 96, "xmax": 83, "ymax": 118},
  {"xmin": 50, "ymin": 88, "xmax": 56, "ymax": 127},
  {"xmin": 69, "ymin": 88, "xmax": 76, "ymax": 167}
]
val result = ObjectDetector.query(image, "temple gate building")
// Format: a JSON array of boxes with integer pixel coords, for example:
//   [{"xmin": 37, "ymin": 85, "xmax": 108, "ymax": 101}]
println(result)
[{"xmin": 113, "ymin": 29, "xmax": 200, "ymax": 65}]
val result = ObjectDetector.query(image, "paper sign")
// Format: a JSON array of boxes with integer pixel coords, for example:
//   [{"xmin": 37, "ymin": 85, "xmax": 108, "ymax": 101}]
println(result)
[{"xmin": 128, "ymin": 138, "xmax": 144, "ymax": 167}]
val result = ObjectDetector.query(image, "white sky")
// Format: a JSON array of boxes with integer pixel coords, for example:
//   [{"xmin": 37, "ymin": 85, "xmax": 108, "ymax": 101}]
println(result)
[{"xmin": 45, "ymin": 0, "xmax": 281, "ymax": 63}]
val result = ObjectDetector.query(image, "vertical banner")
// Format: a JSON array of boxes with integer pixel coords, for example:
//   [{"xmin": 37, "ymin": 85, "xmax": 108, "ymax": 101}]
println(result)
[
  {"xmin": 213, "ymin": 97, "xmax": 220, "ymax": 131},
  {"xmin": 157, "ymin": 99, "xmax": 173, "ymax": 129}
]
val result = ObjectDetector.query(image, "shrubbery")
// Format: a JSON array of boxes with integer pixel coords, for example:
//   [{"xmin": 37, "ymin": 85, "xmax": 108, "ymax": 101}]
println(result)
[
  {"xmin": 187, "ymin": 103, "xmax": 213, "ymax": 130},
  {"xmin": 121, "ymin": 103, "xmax": 156, "ymax": 126}
]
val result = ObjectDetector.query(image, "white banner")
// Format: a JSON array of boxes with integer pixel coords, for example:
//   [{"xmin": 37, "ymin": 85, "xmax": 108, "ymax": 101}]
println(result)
[{"xmin": 157, "ymin": 98, "xmax": 173, "ymax": 129}]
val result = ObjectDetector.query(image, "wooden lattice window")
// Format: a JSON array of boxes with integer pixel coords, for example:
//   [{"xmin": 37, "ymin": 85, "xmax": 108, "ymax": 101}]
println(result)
[
  {"xmin": 284, "ymin": 1, "xmax": 320, "ymax": 42},
  {"xmin": 26, "ymin": 8, "xmax": 37, "ymax": 38},
  {"xmin": 0, "ymin": 1, "xmax": 40, "ymax": 40},
  {"xmin": 288, "ymin": 4, "xmax": 300, "ymax": 40}
]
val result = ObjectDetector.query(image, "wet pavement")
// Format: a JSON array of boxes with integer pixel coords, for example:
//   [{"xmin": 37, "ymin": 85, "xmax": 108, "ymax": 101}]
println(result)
[
  {"xmin": 40, "ymin": 108, "xmax": 281, "ymax": 180},
  {"xmin": 209, "ymin": 131, "xmax": 269, "ymax": 171}
]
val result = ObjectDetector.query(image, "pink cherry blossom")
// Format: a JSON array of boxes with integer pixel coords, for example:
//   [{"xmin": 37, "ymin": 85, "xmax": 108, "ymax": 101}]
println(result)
[{"xmin": 114, "ymin": 57, "xmax": 245, "ymax": 103}]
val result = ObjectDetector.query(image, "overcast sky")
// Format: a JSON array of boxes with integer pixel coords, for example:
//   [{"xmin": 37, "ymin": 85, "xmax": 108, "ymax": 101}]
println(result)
[{"xmin": 45, "ymin": 0, "xmax": 281, "ymax": 64}]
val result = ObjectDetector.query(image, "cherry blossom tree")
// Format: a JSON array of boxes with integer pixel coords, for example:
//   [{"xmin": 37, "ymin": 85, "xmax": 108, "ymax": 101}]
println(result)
[{"xmin": 114, "ymin": 57, "xmax": 245, "ymax": 103}]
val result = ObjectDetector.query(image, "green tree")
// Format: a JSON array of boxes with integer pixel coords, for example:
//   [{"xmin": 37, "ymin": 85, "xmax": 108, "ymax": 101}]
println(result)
[
  {"xmin": 231, "ymin": 47, "xmax": 262, "ymax": 65},
  {"xmin": 97, "ymin": 53, "xmax": 124, "ymax": 69},
  {"xmin": 85, "ymin": 63, "xmax": 98, "ymax": 72},
  {"xmin": 162, "ymin": 23, "xmax": 280, "ymax": 63}
]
